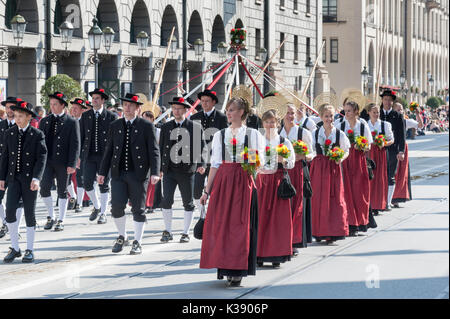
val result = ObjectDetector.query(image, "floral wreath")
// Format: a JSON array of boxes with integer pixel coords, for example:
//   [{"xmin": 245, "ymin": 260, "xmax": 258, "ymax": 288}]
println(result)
[{"xmin": 230, "ymin": 28, "xmax": 246, "ymax": 49}]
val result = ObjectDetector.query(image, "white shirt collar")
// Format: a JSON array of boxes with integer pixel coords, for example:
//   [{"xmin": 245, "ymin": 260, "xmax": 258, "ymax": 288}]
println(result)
[
  {"xmin": 384, "ymin": 108, "xmax": 392, "ymax": 115},
  {"xmin": 204, "ymin": 109, "xmax": 215, "ymax": 117},
  {"xmin": 7, "ymin": 119, "xmax": 15, "ymax": 125},
  {"xmin": 18, "ymin": 124, "xmax": 29, "ymax": 132},
  {"xmin": 53, "ymin": 111, "xmax": 65, "ymax": 118},
  {"xmin": 94, "ymin": 106, "xmax": 104, "ymax": 115},
  {"xmin": 125, "ymin": 116, "xmax": 137, "ymax": 124},
  {"xmin": 175, "ymin": 118, "xmax": 186, "ymax": 126}
]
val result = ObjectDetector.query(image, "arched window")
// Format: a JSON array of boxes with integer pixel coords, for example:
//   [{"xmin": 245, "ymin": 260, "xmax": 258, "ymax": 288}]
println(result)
[
  {"xmin": 54, "ymin": 0, "xmax": 63, "ymax": 34},
  {"xmin": 5, "ymin": 0, "xmax": 17, "ymax": 29}
]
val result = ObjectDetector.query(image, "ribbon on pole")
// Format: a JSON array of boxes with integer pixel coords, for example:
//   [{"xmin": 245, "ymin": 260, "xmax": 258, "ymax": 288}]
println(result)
[
  {"xmin": 221, "ymin": 59, "xmax": 239, "ymax": 112},
  {"xmin": 239, "ymin": 56, "xmax": 264, "ymax": 98}
]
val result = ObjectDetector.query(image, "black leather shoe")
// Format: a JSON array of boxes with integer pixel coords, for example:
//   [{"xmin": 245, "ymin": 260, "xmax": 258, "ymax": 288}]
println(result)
[
  {"xmin": 348, "ymin": 230, "xmax": 358, "ymax": 237},
  {"xmin": 272, "ymin": 262, "xmax": 281, "ymax": 269},
  {"xmin": 89, "ymin": 208, "xmax": 100, "ymax": 221},
  {"xmin": 130, "ymin": 240, "xmax": 142, "ymax": 255},
  {"xmin": 392, "ymin": 203, "xmax": 400, "ymax": 208},
  {"xmin": 74, "ymin": 204, "xmax": 82, "ymax": 213},
  {"xmin": 144, "ymin": 207, "xmax": 154, "ymax": 214},
  {"xmin": 4, "ymin": 247, "xmax": 21, "ymax": 263},
  {"xmin": 228, "ymin": 277, "xmax": 242, "ymax": 287},
  {"xmin": 180, "ymin": 233, "xmax": 190, "ymax": 243},
  {"xmin": 0, "ymin": 224, "xmax": 8, "ymax": 239},
  {"xmin": 68, "ymin": 198, "xmax": 76, "ymax": 210},
  {"xmin": 54, "ymin": 220, "xmax": 64, "ymax": 232},
  {"xmin": 97, "ymin": 214, "xmax": 107, "ymax": 224},
  {"xmin": 22, "ymin": 250, "xmax": 34, "ymax": 263},
  {"xmin": 43, "ymin": 217, "xmax": 56, "ymax": 230},
  {"xmin": 82, "ymin": 200, "xmax": 90, "ymax": 208},
  {"xmin": 292, "ymin": 248, "xmax": 299, "ymax": 257},
  {"xmin": 160, "ymin": 231, "xmax": 173, "ymax": 243},
  {"xmin": 257, "ymin": 262, "xmax": 263, "ymax": 267},
  {"xmin": 112, "ymin": 235, "xmax": 128, "ymax": 253}
]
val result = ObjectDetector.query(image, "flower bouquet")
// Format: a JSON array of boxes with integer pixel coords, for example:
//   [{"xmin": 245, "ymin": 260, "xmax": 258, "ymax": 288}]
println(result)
[
  {"xmin": 355, "ymin": 135, "xmax": 370, "ymax": 152},
  {"xmin": 230, "ymin": 28, "xmax": 246, "ymax": 49},
  {"xmin": 276, "ymin": 144, "xmax": 291, "ymax": 159},
  {"xmin": 373, "ymin": 133, "xmax": 387, "ymax": 149},
  {"xmin": 324, "ymin": 139, "xmax": 345, "ymax": 163},
  {"xmin": 292, "ymin": 140, "xmax": 309, "ymax": 155},
  {"xmin": 409, "ymin": 101, "xmax": 419, "ymax": 113},
  {"xmin": 347, "ymin": 129, "xmax": 355, "ymax": 144},
  {"xmin": 240, "ymin": 147, "xmax": 261, "ymax": 177}
]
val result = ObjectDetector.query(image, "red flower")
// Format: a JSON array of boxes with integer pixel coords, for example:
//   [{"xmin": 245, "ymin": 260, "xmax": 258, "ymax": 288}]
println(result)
[
  {"xmin": 231, "ymin": 138, "xmax": 237, "ymax": 146},
  {"xmin": 178, "ymin": 97, "xmax": 185, "ymax": 103},
  {"xmin": 77, "ymin": 99, "xmax": 82, "ymax": 104},
  {"xmin": 99, "ymin": 89, "xmax": 105, "ymax": 93},
  {"xmin": 265, "ymin": 146, "xmax": 271, "ymax": 152},
  {"xmin": 16, "ymin": 98, "xmax": 22, "ymax": 102},
  {"xmin": 20, "ymin": 102, "xmax": 26, "ymax": 108},
  {"xmin": 56, "ymin": 93, "xmax": 63, "ymax": 98},
  {"xmin": 361, "ymin": 138, "xmax": 367, "ymax": 144},
  {"xmin": 85, "ymin": 100, "xmax": 90, "ymax": 104},
  {"xmin": 392, "ymin": 91, "xmax": 396, "ymax": 95},
  {"xmin": 348, "ymin": 129, "xmax": 354, "ymax": 135},
  {"xmin": 131, "ymin": 95, "xmax": 139, "ymax": 102},
  {"xmin": 244, "ymin": 153, "xmax": 249, "ymax": 160},
  {"xmin": 211, "ymin": 91, "xmax": 216, "ymax": 95},
  {"xmin": 231, "ymin": 29, "xmax": 235, "ymax": 32},
  {"xmin": 371, "ymin": 131, "xmax": 376, "ymax": 136},
  {"xmin": 325, "ymin": 139, "xmax": 332, "ymax": 146},
  {"xmin": 240, "ymin": 35, "xmax": 244, "ymax": 40}
]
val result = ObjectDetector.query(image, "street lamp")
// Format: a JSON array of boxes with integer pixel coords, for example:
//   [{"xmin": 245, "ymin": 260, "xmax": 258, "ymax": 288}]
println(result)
[
  {"xmin": 400, "ymin": 70, "xmax": 406, "ymax": 87},
  {"xmin": 170, "ymin": 36, "xmax": 178, "ymax": 58},
  {"xmin": 136, "ymin": 31, "xmax": 149, "ymax": 57},
  {"xmin": 361, "ymin": 66, "xmax": 369, "ymax": 95},
  {"xmin": 194, "ymin": 38, "xmax": 204, "ymax": 60},
  {"xmin": 88, "ymin": 17, "xmax": 103, "ymax": 88},
  {"xmin": 428, "ymin": 75, "xmax": 434, "ymax": 96},
  {"xmin": 10, "ymin": 14, "xmax": 27, "ymax": 47},
  {"xmin": 257, "ymin": 47, "xmax": 268, "ymax": 62},
  {"xmin": 59, "ymin": 21, "xmax": 74, "ymax": 52},
  {"xmin": 218, "ymin": 42, "xmax": 228, "ymax": 59},
  {"xmin": 102, "ymin": 27, "xmax": 115, "ymax": 54}
]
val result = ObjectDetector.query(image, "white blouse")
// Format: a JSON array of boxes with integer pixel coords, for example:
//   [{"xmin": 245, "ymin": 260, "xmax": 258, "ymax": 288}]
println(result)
[
  {"xmin": 311, "ymin": 126, "xmax": 351, "ymax": 157},
  {"xmin": 259, "ymin": 135, "xmax": 295, "ymax": 174},
  {"xmin": 405, "ymin": 119, "xmax": 419, "ymax": 130},
  {"xmin": 334, "ymin": 117, "xmax": 374, "ymax": 144},
  {"xmin": 294, "ymin": 116, "xmax": 317, "ymax": 132},
  {"xmin": 279, "ymin": 125, "xmax": 314, "ymax": 157},
  {"xmin": 367, "ymin": 119, "xmax": 394, "ymax": 142},
  {"xmin": 210, "ymin": 126, "xmax": 266, "ymax": 169}
]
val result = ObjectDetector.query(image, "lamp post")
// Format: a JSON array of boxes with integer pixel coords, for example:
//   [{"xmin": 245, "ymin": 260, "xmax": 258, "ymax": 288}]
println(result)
[
  {"xmin": 361, "ymin": 66, "xmax": 369, "ymax": 95},
  {"xmin": 400, "ymin": 70, "xmax": 406, "ymax": 97},
  {"xmin": 136, "ymin": 31, "xmax": 149, "ymax": 57},
  {"xmin": 10, "ymin": 15, "xmax": 27, "ymax": 48},
  {"xmin": 218, "ymin": 41, "xmax": 228, "ymax": 60},
  {"xmin": 88, "ymin": 18, "xmax": 103, "ymax": 88},
  {"xmin": 102, "ymin": 27, "xmax": 115, "ymax": 54},
  {"xmin": 170, "ymin": 36, "xmax": 178, "ymax": 59},
  {"xmin": 59, "ymin": 21, "xmax": 74, "ymax": 53},
  {"xmin": 428, "ymin": 75, "xmax": 434, "ymax": 96},
  {"xmin": 194, "ymin": 38, "xmax": 204, "ymax": 61},
  {"xmin": 257, "ymin": 47, "xmax": 268, "ymax": 63},
  {"xmin": 305, "ymin": 57, "xmax": 314, "ymax": 105}
]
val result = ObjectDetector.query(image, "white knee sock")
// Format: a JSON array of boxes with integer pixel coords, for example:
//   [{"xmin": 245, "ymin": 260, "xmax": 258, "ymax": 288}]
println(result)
[
  {"xmin": 42, "ymin": 196, "xmax": 54, "ymax": 219},
  {"xmin": 100, "ymin": 192, "xmax": 109, "ymax": 216},
  {"xmin": 134, "ymin": 221, "xmax": 145, "ymax": 244},
  {"xmin": 183, "ymin": 210, "xmax": 194, "ymax": 235},
  {"xmin": 67, "ymin": 183, "xmax": 76, "ymax": 199},
  {"xmin": 162, "ymin": 209, "xmax": 173, "ymax": 233},
  {"xmin": 0, "ymin": 203, "xmax": 5, "ymax": 223},
  {"xmin": 16, "ymin": 208, "xmax": 24, "ymax": 228},
  {"xmin": 86, "ymin": 189, "xmax": 100, "ymax": 209},
  {"xmin": 8, "ymin": 221, "xmax": 19, "ymax": 251},
  {"xmin": 26, "ymin": 227, "xmax": 35, "ymax": 251},
  {"xmin": 387, "ymin": 185, "xmax": 395, "ymax": 207},
  {"xmin": 113, "ymin": 216, "xmax": 127, "ymax": 239},
  {"xmin": 76, "ymin": 187, "xmax": 85, "ymax": 206},
  {"xmin": 58, "ymin": 198, "xmax": 68, "ymax": 222}
]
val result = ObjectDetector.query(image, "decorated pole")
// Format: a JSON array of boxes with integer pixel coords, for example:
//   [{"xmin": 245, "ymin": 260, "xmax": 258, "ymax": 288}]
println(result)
[
  {"xmin": 250, "ymin": 36, "xmax": 288, "ymax": 88},
  {"xmin": 300, "ymin": 40, "xmax": 326, "ymax": 99},
  {"xmin": 152, "ymin": 27, "xmax": 175, "ymax": 104},
  {"xmin": 375, "ymin": 31, "xmax": 386, "ymax": 105}
]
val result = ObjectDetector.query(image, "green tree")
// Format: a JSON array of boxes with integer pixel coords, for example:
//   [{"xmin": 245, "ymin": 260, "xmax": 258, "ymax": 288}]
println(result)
[
  {"xmin": 40, "ymin": 74, "xmax": 85, "ymax": 110},
  {"xmin": 396, "ymin": 96, "xmax": 407, "ymax": 110},
  {"xmin": 426, "ymin": 96, "xmax": 442, "ymax": 109}
]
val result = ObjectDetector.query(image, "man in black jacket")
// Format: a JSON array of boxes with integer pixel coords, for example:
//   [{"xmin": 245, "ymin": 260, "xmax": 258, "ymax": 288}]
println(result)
[
  {"xmin": 0, "ymin": 102, "xmax": 47, "ymax": 263},
  {"xmin": 190, "ymin": 90, "xmax": 228, "ymax": 210},
  {"xmin": 0, "ymin": 97, "xmax": 25, "ymax": 239},
  {"xmin": 98, "ymin": 93, "xmax": 160, "ymax": 255},
  {"xmin": 160, "ymin": 97, "xmax": 206, "ymax": 244},
  {"xmin": 39, "ymin": 92, "xmax": 80, "ymax": 232},
  {"xmin": 379, "ymin": 89, "xmax": 406, "ymax": 209},
  {"xmin": 80, "ymin": 88, "xmax": 118, "ymax": 224}
]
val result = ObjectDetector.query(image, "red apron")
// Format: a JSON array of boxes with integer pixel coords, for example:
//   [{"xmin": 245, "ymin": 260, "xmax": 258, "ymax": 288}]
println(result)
[{"xmin": 369, "ymin": 145, "xmax": 388, "ymax": 210}]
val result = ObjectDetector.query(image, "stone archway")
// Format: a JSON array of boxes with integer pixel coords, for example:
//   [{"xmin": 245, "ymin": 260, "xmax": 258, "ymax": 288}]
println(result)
[
  {"xmin": 130, "ymin": 0, "xmax": 151, "ymax": 45},
  {"xmin": 161, "ymin": 5, "xmax": 179, "ymax": 47},
  {"xmin": 211, "ymin": 15, "xmax": 226, "ymax": 52}
]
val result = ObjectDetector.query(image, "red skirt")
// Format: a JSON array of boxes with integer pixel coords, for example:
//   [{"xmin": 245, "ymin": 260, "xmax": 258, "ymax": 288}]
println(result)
[
  {"xmin": 393, "ymin": 143, "xmax": 412, "ymax": 202},
  {"xmin": 341, "ymin": 147, "xmax": 370, "ymax": 230},
  {"xmin": 369, "ymin": 145, "xmax": 388, "ymax": 210},
  {"xmin": 288, "ymin": 161, "xmax": 304, "ymax": 245},
  {"xmin": 256, "ymin": 171, "xmax": 293, "ymax": 260},
  {"xmin": 310, "ymin": 155, "xmax": 348, "ymax": 240},
  {"xmin": 200, "ymin": 163, "xmax": 255, "ymax": 271},
  {"xmin": 145, "ymin": 183, "xmax": 155, "ymax": 208}
]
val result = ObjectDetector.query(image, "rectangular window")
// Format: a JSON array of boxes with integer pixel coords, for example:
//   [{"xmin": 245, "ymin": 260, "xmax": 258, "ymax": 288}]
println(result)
[
  {"xmin": 306, "ymin": 0, "xmax": 311, "ymax": 14},
  {"xmin": 322, "ymin": 38, "xmax": 327, "ymax": 63},
  {"xmin": 330, "ymin": 38, "xmax": 338, "ymax": 63},
  {"xmin": 255, "ymin": 28, "xmax": 261, "ymax": 59},
  {"xmin": 280, "ymin": 0, "xmax": 285, "ymax": 10},
  {"xmin": 294, "ymin": 0, "xmax": 298, "ymax": 12},
  {"xmin": 323, "ymin": 0, "xmax": 337, "ymax": 22},
  {"xmin": 280, "ymin": 33, "xmax": 285, "ymax": 61},
  {"xmin": 294, "ymin": 35, "xmax": 299, "ymax": 62},
  {"xmin": 306, "ymin": 37, "xmax": 311, "ymax": 60}
]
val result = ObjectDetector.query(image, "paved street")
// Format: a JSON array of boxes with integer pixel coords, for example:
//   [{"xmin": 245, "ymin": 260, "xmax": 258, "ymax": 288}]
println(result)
[{"xmin": 0, "ymin": 133, "xmax": 448, "ymax": 299}]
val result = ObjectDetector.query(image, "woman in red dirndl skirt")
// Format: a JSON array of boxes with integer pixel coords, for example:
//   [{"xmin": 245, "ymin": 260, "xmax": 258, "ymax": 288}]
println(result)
[
  {"xmin": 336, "ymin": 101, "xmax": 373, "ymax": 236},
  {"xmin": 256, "ymin": 110, "xmax": 295, "ymax": 268},
  {"xmin": 366, "ymin": 104, "xmax": 395, "ymax": 213},
  {"xmin": 200, "ymin": 98, "xmax": 265, "ymax": 287},
  {"xmin": 280, "ymin": 105, "xmax": 314, "ymax": 254},
  {"xmin": 310, "ymin": 104, "xmax": 350, "ymax": 244}
]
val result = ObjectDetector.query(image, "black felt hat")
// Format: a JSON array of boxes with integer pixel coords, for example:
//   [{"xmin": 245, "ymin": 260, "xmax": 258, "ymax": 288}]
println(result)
[
  {"xmin": 168, "ymin": 96, "xmax": 191, "ymax": 108},
  {"xmin": 89, "ymin": 88, "xmax": 109, "ymax": 100},
  {"xmin": 70, "ymin": 98, "xmax": 88, "ymax": 109},
  {"xmin": 11, "ymin": 101, "xmax": 37, "ymax": 117},
  {"xmin": 119, "ymin": 93, "xmax": 144, "ymax": 105},
  {"xmin": 380, "ymin": 89, "xmax": 397, "ymax": 101},
  {"xmin": 197, "ymin": 89, "xmax": 219, "ymax": 104},
  {"xmin": 48, "ymin": 92, "xmax": 69, "ymax": 106}
]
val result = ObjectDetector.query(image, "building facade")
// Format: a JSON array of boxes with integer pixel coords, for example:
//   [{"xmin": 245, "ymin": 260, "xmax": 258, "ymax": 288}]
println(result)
[
  {"xmin": 323, "ymin": 0, "xmax": 449, "ymax": 105},
  {"xmin": 0, "ymin": 0, "xmax": 322, "ymax": 109}
]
